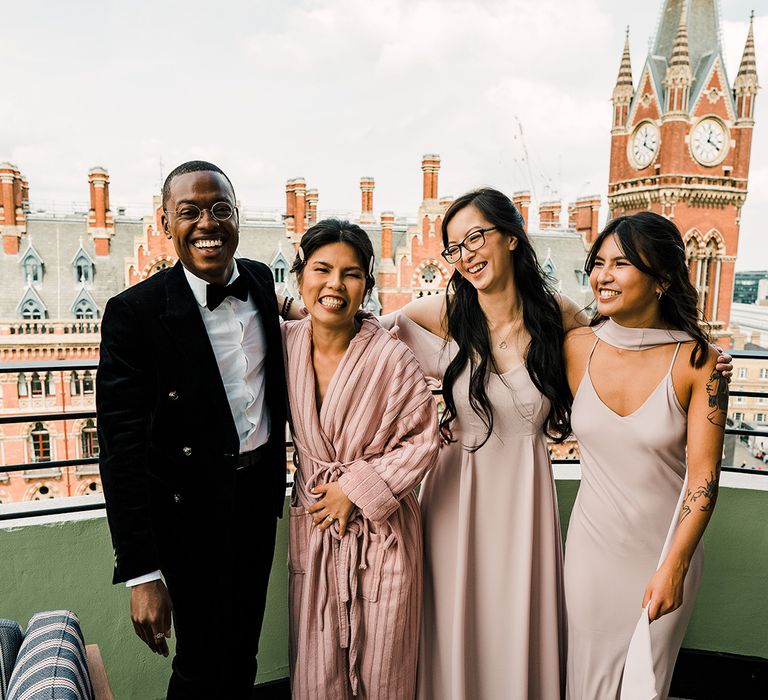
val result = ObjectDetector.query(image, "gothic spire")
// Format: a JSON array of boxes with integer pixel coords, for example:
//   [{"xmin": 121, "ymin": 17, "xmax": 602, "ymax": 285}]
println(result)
[
  {"xmin": 736, "ymin": 11, "xmax": 758, "ymax": 86},
  {"xmin": 613, "ymin": 27, "xmax": 634, "ymax": 95},
  {"xmin": 734, "ymin": 11, "xmax": 759, "ymax": 121},
  {"xmin": 612, "ymin": 27, "xmax": 634, "ymax": 129},
  {"xmin": 664, "ymin": 0, "xmax": 693, "ymax": 112}
]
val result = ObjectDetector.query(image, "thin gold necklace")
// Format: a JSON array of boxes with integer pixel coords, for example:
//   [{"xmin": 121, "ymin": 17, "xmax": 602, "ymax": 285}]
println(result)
[{"xmin": 489, "ymin": 315, "xmax": 522, "ymax": 350}]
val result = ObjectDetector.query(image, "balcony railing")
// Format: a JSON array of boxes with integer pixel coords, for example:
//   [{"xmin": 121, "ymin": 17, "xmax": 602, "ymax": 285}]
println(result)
[{"xmin": 0, "ymin": 352, "xmax": 766, "ymax": 520}]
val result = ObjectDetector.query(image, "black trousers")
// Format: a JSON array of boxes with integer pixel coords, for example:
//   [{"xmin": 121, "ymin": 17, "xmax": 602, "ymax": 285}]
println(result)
[{"xmin": 160, "ymin": 477, "xmax": 279, "ymax": 700}]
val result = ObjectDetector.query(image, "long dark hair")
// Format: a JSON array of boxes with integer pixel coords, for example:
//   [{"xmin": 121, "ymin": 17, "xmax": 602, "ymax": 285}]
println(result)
[
  {"xmin": 290, "ymin": 218, "xmax": 376, "ymax": 297},
  {"xmin": 441, "ymin": 188, "xmax": 571, "ymax": 448},
  {"xmin": 585, "ymin": 212, "xmax": 710, "ymax": 367}
]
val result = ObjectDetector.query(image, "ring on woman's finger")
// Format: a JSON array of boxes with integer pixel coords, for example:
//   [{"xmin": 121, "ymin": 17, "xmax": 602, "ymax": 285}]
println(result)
[{"xmin": 325, "ymin": 514, "xmax": 336, "ymax": 524}]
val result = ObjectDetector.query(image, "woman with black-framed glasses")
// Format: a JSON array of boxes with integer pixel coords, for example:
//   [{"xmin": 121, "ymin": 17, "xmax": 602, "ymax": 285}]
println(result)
[{"xmin": 377, "ymin": 187, "xmax": 582, "ymax": 699}]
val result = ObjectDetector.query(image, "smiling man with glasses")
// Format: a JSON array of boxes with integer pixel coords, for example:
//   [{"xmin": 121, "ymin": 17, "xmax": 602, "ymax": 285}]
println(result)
[{"xmin": 97, "ymin": 160, "xmax": 287, "ymax": 699}]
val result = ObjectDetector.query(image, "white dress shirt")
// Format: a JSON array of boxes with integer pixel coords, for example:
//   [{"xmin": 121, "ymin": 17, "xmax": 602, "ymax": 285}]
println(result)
[{"xmin": 126, "ymin": 261, "xmax": 270, "ymax": 587}]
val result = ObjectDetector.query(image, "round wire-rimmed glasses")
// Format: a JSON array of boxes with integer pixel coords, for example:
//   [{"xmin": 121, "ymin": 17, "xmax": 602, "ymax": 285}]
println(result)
[
  {"xmin": 165, "ymin": 202, "xmax": 235, "ymax": 223},
  {"xmin": 441, "ymin": 226, "xmax": 496, "ymax": 264}
]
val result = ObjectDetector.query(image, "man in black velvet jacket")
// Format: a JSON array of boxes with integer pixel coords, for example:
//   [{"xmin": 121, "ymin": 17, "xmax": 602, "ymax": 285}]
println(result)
[{"xmin": 97, "ymin": 161, "xmax": 286, "ymax": 699}]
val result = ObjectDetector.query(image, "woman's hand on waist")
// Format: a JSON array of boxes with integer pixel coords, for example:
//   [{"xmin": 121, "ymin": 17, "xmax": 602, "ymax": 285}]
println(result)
[{"xmin": 307, "ymin": 482, "xmax": 355, "ymax": 536}]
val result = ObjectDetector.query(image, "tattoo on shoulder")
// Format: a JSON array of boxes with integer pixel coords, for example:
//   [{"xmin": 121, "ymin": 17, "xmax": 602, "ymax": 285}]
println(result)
[{"xmin": 706, "ymin": 370, "xmax": 728, "ymax": 428}]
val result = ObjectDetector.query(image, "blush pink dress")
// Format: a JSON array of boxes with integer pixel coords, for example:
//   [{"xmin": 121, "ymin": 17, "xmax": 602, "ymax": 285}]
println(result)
[
  {"xmin": 387, "ymin": 312, "xmax": 566, "ymax": 700},
  {"xmin": 564, "ymin": 321, "xmax": 703, "ymax": 700}
]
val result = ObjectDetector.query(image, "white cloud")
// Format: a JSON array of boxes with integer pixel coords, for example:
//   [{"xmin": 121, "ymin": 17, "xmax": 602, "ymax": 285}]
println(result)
[{"xmin": 0, "ymin": 0, "xmax": 766, "ymax": 267}]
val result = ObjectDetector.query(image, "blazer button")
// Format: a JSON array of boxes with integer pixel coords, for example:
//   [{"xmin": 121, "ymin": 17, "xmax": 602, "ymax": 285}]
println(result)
[
  {"xmin": 223, "ymin": 452, "xmax": 234, "ymax": 458},
  {"xmin": 168, "ymin": 390, "xmax": 179, "ymax": 400},
  {"xmin": 182, "ymin": 446, "xmax": 192, "ymax": 456},
  {"xmin": 173, "ymin": 493, "xmax": 182, "ymax": 504}
]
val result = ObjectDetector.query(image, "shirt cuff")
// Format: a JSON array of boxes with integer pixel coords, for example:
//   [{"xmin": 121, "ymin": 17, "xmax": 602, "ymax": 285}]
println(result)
[{"xmin": 125, "ymin": 570, "xmax": 162, "ymax": 587}]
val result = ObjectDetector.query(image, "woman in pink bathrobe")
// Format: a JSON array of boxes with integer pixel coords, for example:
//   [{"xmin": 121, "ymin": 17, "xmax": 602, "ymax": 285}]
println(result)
[{"xmin": 283, "ymin": 219, "xmax": 440, "ymax": 699}]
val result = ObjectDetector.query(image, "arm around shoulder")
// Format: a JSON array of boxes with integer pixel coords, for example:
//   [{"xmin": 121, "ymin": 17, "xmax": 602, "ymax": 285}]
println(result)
[{"xmin": 400, "ymin": 294, "xmax": 447, "ymax": 337}]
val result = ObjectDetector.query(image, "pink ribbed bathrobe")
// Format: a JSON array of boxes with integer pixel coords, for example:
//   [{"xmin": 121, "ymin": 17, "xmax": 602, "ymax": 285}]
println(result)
[{"xmin": 283, "ymin": 314, "xmax": 439, "ymax": 700}]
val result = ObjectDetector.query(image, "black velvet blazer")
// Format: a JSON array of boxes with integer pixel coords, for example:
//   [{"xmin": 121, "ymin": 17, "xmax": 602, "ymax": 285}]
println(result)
[{"xmin": 96, "ymin": 259, "xmax": 287, "ymax": 583}]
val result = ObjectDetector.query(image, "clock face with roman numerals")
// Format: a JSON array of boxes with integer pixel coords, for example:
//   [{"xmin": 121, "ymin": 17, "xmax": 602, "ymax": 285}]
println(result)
[
  {"xmin": 691, "ymin": 118, "xmax": 727, "ymax": 166},
  {"xmin": 630, "ymin": 121, "xmax": 659, "ymax": 168}
]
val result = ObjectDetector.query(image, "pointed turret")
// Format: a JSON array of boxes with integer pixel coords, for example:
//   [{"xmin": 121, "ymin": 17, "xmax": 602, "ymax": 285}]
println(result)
[
  {"xmin": 612, "ymin": 27, "xmax": 634, "ymax": 129},
  {"xmin": 664, "ymin": 0, "xmax": 693, "ymax": 113},
  {"xmin": 734, "ymin": 11, "xmax": 759, "ymax": 123}
]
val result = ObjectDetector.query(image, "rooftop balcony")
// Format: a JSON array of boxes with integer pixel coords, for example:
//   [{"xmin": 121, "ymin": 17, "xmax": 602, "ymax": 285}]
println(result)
[{"xmin": 1, "ymin": 360, "xmax": 767, "ymax": 699}]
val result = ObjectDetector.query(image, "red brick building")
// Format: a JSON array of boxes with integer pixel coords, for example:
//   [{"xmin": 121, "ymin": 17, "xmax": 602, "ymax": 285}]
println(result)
[{"xmin": 607, "ymin": 1, "xmax": 758, "ymax": 337}]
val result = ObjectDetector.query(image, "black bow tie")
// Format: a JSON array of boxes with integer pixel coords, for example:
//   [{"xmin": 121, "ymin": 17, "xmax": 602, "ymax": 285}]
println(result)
[{"xmin": 206, "ymin": 274, "xmax": 248, "ymax": 311}]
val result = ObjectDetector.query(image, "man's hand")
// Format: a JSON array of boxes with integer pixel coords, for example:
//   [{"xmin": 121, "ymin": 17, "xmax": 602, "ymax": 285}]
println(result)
[
  {"xmin": 131, "ymin": 580, "xmax": 173, "ymax": 657},
  {"xmin": 307, "ymin": 482, "xmax": 355, "ymax": 536}
]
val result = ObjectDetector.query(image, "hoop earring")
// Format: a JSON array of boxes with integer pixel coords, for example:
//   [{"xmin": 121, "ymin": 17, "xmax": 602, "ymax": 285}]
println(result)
[{"xmin": 657, "ymin": 289, "xmax": 664, "ymax": 300}]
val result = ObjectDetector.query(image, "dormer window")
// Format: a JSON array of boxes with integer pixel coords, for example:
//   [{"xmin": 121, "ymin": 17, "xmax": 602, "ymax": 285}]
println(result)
[
  {"xmin": 74, "ymin": 298, "xmax": 97, "ymax": 319},
  {"xmin": 74, "ymin": 253, "xmax": 94, "ymax": 284},
  {"xmin": 270, "ymin": 248, "xmax": 291, "ymax": 287},
  {"xmin": 18, "ymin": 287, "xmax": 48, "ymax": 320},
  {"xmin": 71, "ymin": 288, "xmax": 99, "ymax": 320},
  {"xmin": 274, "ymin": 261, "xmax": 287, "ymax": 284},
  {"xmin": 20, "ymin": 244, "xmax": 44, "ymax": 286},
  {"xmin": 21, "ymin": 298, "xmax": 44, "ymax": 320}
]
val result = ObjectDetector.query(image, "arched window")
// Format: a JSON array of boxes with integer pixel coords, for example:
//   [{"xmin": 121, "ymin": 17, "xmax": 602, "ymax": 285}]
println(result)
[
  {"xmin": 17, "ymin": 372, "xmax": 28, "ymax": 398},
  {"xmin": 73, "ymin": 252, "xmax": 94, "ymax": 284},
  {"xmin": 74, "ymin": 298, "xmax": 97, "ymax": 319},
  {"xmin": 30, "ymin": 373, "xmax": 43, "ymax": 397},
  {"xmin": 273, "ymin": 261, "xmax": 287, "ymax": 284},
  {"xmin": 70, "ymin": 371, "xmax": 81, "ymax": 396},
  {"xmin": 82, "ymin": 370, "xmax": 94, "ymax": 395},
  {"xmin": 81, "ymin": 419, "xmax": 99, "ymax": 458},
  {"xmin": 29, "ymin": 422, "xmax": 51, "ymax": 462},
  {"xmin": 21, "ymin": 299, "xmax": 43, "ymax": 320},
  {"xmin": 45, "ymin": 372, "xmax": 55, "ymax": 396},
  {"xmin": 24, "ymin": 257, "xmax": 41, "ymax": 284}
]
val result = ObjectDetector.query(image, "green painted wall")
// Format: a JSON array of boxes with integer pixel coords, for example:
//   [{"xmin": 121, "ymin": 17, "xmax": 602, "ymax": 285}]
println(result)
[
  {"xmin": 0, "ymin": 509, "xmax": 288, "ymax": 700},
  {"xmin": 1, "ymin": 486, "xmax": 765, "ymax": 699}
]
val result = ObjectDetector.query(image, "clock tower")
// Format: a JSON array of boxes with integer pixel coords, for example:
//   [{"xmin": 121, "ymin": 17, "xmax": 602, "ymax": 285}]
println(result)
[{"xmin": 608, "ymin": 1, "xmax": 758, "ymax": 335}]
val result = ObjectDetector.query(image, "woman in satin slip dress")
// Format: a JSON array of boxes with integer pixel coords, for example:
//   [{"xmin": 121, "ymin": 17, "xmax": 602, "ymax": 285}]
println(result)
[
  {"xmin": 381, "ymin": 188, "xmax": 581, "ymax": 699},
  {"xmin": 563, "ymin": 212, "xmax": 727, "ymax": 699}
]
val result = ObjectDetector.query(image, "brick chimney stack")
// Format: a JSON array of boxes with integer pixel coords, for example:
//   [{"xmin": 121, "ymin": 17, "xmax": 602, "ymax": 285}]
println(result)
[
  {"xmin": 285, "ymin": 179, "xmax": 297, "ymax": 235},
  {"xmin": 512, "ymin": 191, "xmax": 531, "ymax": 230},
  {"xmin": 421, "ymin": 154, "xmax": 440, "ymax": 201},
  {"xmin": 0, "ymin": 162, "xmax": 27, "ymax": 255},
  {"xmin": 568, "ymin": 195, "xmax": 601, "ymax": 245},
  {"xmin": 293, "ymin": 178, "xmax": 306, "ymax": 236},
  {"xmin": 380, "ymin": 211, "xmax": 395, "ymax": 259},
  {"xmin": 360, "ymin": 177, "xmax": 375, "ymax": 224},
  {"xmin": 306, "ymin": 189, "xmax": 319, "ymax": 226},
  {"xmin": 538, "ymin": 201, "xmax": 561, "ymax": 230},
  {"xmin": 88, "ymin": 167, "xmax": 114, "ymax": 255}
]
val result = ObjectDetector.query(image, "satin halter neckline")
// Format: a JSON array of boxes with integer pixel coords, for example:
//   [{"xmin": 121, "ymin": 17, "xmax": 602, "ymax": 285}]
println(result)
[{"xmin": 593, "ymin": 318, "xmax": 693, "ymax": 350}]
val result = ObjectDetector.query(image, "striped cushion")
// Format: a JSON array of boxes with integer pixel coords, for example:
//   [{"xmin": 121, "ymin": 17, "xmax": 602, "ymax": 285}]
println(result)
[
  {"xmin": 6, "ymin": 611, "xmax": 93, "ymax": 700},
  {"xmin": 0, "ymin": 620, "xmax": 23, "ymax": 700}
]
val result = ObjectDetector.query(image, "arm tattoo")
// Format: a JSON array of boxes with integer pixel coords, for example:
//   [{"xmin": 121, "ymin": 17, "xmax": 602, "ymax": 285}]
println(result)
[
  {"xmin": 679, "ymin": 467, "xmax": 720, "ymax": 524},
  {"xmin": 706, "ymin": 370, "xmax": 728, "ymax": 428}
]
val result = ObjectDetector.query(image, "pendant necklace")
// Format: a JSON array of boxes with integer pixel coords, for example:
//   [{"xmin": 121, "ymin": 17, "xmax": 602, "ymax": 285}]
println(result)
[{"xmin": 492, "ymin": 315, "xmax": 521, "ymax": 350}]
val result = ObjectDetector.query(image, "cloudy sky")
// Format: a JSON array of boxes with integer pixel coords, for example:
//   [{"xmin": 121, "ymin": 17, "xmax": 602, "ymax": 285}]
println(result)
[{"xmin": 2, "ymin": 0, "xmax": 765, "ymax": 268}]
